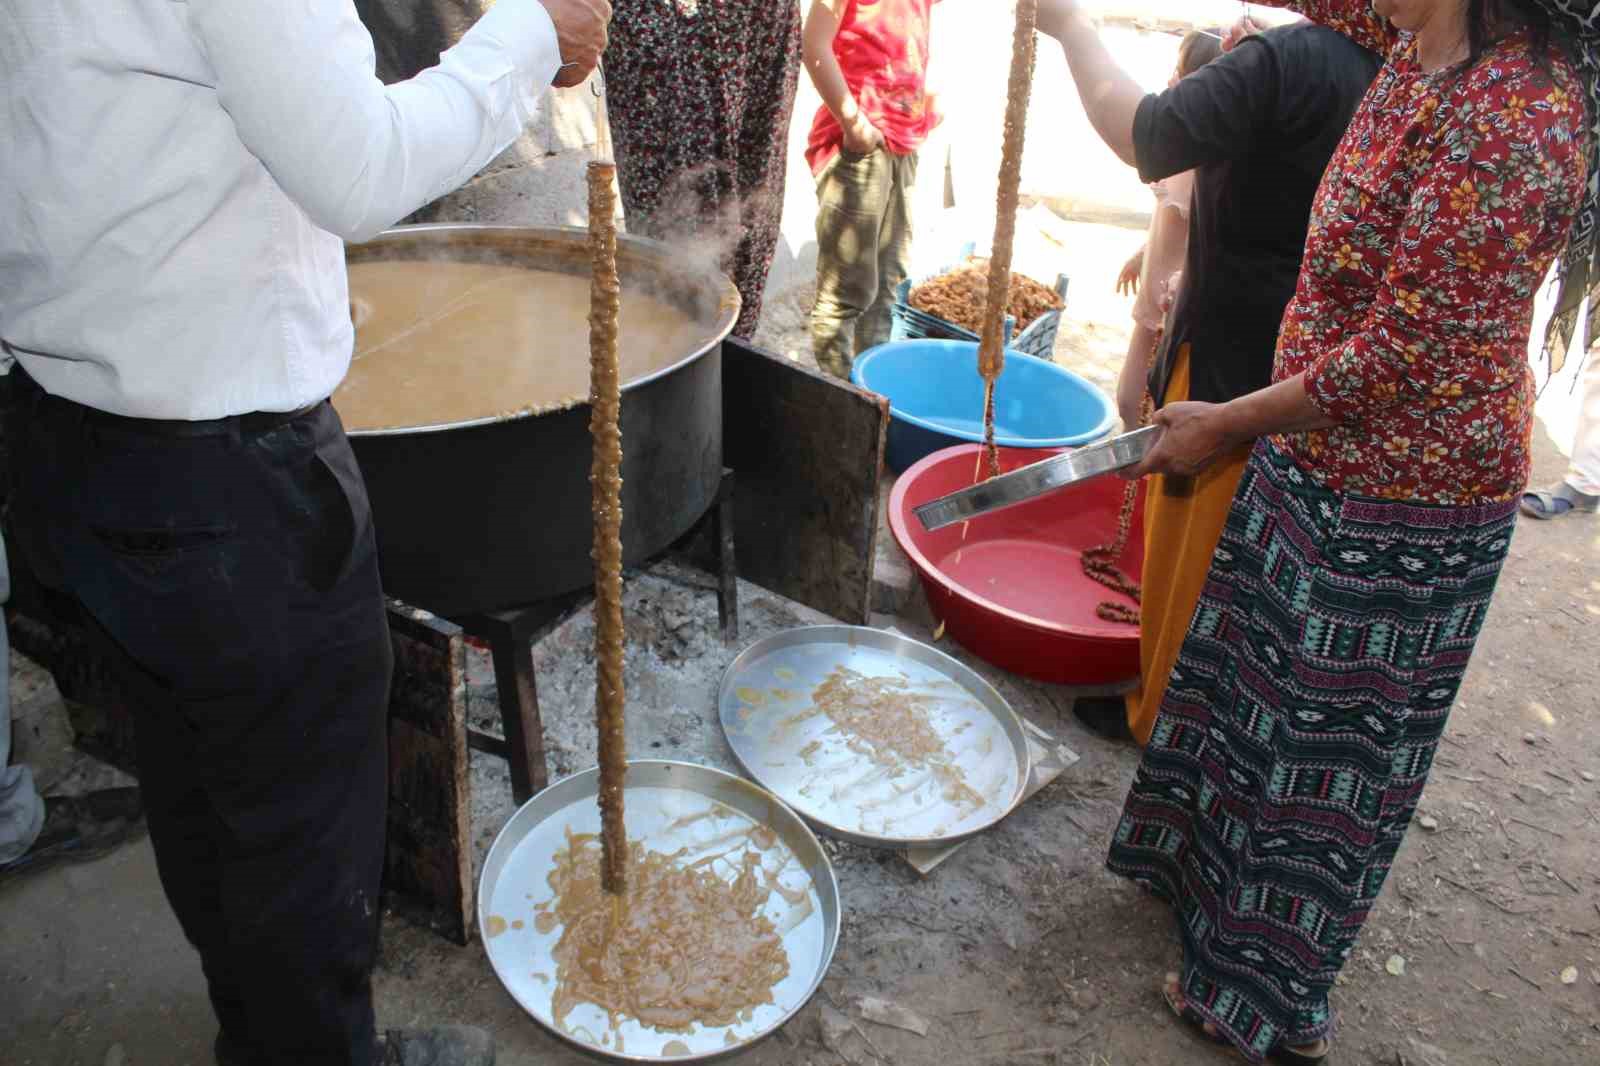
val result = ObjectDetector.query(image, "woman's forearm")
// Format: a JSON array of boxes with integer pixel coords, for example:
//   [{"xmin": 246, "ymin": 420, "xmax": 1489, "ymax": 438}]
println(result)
[
  {"xmin": 1218, "ymin": 373, "xmax": 1338, "ymax": 444},
  {"xmin": 1037, "ymin": 2, "xmax": 1143, "ymax": 166}
]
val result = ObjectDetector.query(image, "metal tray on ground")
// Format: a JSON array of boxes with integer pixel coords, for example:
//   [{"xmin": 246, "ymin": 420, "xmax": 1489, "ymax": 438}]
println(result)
[
  {"xmin": 478, "ymin": 760, "xmax": 840, "ymax": 1062},
  {"xmin": 913, "ymin": 424, "xmax": 1160, "ymax": 532},
  {"xmin": 718, "ymin": 626, "xmax": 1030, "ymax": 848}
]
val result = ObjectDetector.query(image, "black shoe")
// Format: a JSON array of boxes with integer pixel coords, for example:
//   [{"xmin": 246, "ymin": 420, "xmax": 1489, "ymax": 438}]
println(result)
[
  {"xmin": 0, "ymin": 787, "xmax": 145, "ymax": 884},
  {"xmin": 1071, "ymin": 696, "xmax": 1135, "ymax": 743},
  {"xmin": 381, "ymin": 1027, "xmax": 495, "ymax": 1066}
]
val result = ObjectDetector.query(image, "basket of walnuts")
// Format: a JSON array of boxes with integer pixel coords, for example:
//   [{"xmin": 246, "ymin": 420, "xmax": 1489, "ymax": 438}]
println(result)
[{"xmin": 891, "ymin": 255, "xmax": 1069, "ymax": 360}]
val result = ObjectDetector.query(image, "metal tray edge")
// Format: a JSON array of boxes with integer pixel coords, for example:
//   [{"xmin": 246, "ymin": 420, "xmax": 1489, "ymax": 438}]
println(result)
[
  {"xmin": 716, "ymin": 625, "xmax": 1031, "ymax": 849},
  {"xmin": 476, "ymin": 759, "xmax": 840, "ymax": 1063}
]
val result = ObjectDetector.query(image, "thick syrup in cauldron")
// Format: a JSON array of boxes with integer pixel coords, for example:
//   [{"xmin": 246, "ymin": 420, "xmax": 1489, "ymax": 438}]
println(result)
[{"xmin": 335, "ymin": 260, "xmax": 711, "ymax": 431}]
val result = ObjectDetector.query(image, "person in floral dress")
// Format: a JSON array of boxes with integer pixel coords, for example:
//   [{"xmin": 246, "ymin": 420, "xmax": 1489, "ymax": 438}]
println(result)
[
  {"xmin": 603, "ymin": 1, "xmax": 802, "ymax": 339},
  {"xmin": 1039, "ymin": 0, "xmax": 1598, "ymax": 1061}
]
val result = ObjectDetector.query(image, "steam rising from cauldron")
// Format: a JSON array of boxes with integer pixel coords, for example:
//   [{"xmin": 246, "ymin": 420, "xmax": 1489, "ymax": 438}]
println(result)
[{"xmin": 620, "ymin": 161, "xmax": 768, "ymax": 324}]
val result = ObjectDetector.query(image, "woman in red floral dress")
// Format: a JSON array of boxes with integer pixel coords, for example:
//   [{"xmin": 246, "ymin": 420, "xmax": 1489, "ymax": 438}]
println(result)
[{"xmin": 1039, "ymin": 0, "xmax": 1600, "ymax": 1062}]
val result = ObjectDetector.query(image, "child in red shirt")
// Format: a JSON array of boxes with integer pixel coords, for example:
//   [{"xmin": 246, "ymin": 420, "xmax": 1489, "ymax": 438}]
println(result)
[{"xmin": 803, "ymin": 0, "xmax": 940, "ymax": 378}]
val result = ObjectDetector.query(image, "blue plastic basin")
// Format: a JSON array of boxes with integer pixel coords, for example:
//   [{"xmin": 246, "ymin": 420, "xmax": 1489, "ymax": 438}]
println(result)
[{"xmin": 851, "ymin": 340, "xmax": 1116, "ymax": 472}]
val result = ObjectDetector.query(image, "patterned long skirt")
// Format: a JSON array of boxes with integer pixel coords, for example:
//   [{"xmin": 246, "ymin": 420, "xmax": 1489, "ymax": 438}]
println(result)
[
  {"xmin": 1107, "ymin": 441, "xmax": 1517, "ymax": 1062},
  {"xmin": 603, "ymin": 0, "xmax": 802, "ymax": 339}
]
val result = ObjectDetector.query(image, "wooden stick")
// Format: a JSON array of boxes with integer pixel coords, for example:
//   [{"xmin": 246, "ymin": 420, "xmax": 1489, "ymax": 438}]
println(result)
[
  {"xmin": 593, "ymin": 68, "xmax": 613, "ymax": 164},
  {"xmin": 587, "ymin": 158, "xmax": 627, "ymax": 894},
  {"xmin": 977, "ymin": 0, "xmax": 1038, "ymax": 476}
]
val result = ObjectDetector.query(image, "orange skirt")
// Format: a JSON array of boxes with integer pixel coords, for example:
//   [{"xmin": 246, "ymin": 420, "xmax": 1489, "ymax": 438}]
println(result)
[{"xmin": 1125, "ymin": 345, "xmax": 1250, "ymax": 744}]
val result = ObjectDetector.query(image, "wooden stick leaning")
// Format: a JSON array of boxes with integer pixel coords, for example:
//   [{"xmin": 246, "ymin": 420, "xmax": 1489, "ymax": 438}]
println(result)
[
  {"xmin": 588, "ymin": 75, "xmax": 628, "ymax": 895},
  {"xmin": 977, "ymin": 0, "xmax": 1038, "ymax": 479}
]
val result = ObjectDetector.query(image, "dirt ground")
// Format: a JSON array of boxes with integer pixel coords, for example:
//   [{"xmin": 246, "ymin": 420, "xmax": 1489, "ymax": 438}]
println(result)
[
  {"xmin": 5, "ymin": 210, "xmax": 1598, "ymax": 1066},
  {"xmin": 5, "ymin": 4, "xmax": 1600, "ymax": 1061}
]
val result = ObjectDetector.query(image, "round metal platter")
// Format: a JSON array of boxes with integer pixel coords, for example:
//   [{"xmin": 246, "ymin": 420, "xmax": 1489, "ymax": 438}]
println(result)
[
  {"xmin": 477, "ymin": 760, "xmax": 839, "ymax": 1062},
  {"xmin": 718, "ymin": 626, "xmax": 1030, "ymax": 847}
]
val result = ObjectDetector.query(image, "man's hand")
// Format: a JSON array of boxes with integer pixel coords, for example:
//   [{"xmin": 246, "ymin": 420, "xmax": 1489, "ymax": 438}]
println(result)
[
  {"xmin": 542, "ymin": 0, "xmax": 611, "ymax": 88},
  {"xmin": 842, "ymin": 113, "xmax": 885, "ymax": 155},
  {"xmin": 1035, "ymin": 0, "xmax": 1083, "ymax": 42},
  {"xmin": 1116, "ymin": 247, "xmax": 1143, "ymax": 297}
]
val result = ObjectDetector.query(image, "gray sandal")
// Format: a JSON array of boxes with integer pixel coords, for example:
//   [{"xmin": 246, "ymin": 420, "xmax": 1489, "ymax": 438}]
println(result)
[{"xmin": 1520, "ymin": 482, "xmax": 1599, "ymax": 520}]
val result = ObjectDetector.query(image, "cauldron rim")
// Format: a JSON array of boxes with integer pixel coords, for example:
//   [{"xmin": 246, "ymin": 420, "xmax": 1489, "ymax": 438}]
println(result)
[{"xmin": 342, "ymin": 222, "xmax": 740, "ymax": 438}]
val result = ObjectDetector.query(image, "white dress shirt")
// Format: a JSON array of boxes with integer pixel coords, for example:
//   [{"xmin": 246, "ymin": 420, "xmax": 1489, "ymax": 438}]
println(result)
[{"xmin": 0, "ymin": 0, "xmax": 560, "ymax": 420}]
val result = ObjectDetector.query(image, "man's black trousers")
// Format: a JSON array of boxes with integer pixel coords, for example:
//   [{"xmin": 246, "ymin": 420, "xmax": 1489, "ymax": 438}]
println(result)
[{"xmin": 5, "ymin": 370, "xmax": 392, "ymax": 1066}]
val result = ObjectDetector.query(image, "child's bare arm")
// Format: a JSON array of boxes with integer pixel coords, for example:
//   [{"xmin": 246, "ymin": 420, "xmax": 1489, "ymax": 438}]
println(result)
[{"xmin": 802, "ymin": 0, "xmax": 883, "ymax": 153}]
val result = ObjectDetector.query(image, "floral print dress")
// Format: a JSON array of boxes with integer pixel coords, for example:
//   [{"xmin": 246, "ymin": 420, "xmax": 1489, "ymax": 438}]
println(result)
[
  {"xmin": 603, "ymin": 0, "xmax": 802, "ymax": 339},
  {"xmin": 1266, "ymin": 1, "xmax": 1589, "ymax": 504}
]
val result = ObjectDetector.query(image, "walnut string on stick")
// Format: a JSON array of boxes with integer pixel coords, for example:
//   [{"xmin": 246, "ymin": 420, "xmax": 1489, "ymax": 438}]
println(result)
[
  {"xmin": 588, "ymin": 76, "xmax": 627, "ymax": 896},
  {"xmin": 1079, "ymin": 335, "xmax": 1158, "ymax": 625},
  {"xmin": 977, "ymin": 0, "xmax": 1038, "ymax": 479}
]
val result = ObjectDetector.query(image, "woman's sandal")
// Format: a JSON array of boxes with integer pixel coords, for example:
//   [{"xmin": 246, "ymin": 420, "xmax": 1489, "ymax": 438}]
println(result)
[
  {"xmin": 1269, "ymin": 1038, "xmax": 1331, "ymax": 1064},
  {"xmin": 1162, "ymin": 973, "xmax": 1333, "ymax": 1064},
  {"xmin": 1520, "ymin": 482, "xmax": 1600, "ymax": 520},
  {"xmin": 1160, "ymin": 973, "xmax": 1232, "ymax": 1049}
]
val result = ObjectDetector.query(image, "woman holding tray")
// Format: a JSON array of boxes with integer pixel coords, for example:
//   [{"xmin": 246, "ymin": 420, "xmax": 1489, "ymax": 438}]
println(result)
[{"xmin": 1039, "ymin": 0, "xmax": 1596, "ymax": 1061}]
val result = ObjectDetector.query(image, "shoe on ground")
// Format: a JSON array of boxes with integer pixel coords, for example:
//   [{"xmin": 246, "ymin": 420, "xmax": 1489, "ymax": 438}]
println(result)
[
  {"xmin": 0, "ymin": 787, "xmax": 144, "ymax": 884},
  {"xmin": 382, "ymin": 1026, "xmax": 495, "ymax": 1066},
  {"xmin": 1520, "ymin": 481, "xmax": 1600, "ymax": 520}
]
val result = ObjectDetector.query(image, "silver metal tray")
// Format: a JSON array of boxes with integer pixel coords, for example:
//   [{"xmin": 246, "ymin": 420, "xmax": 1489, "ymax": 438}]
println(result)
[
  {"xmin": 477, "ymin": 760, "xmax": 839, "ymax": 1062},
  {"xmin": 913, "ymin": 425, "xmax": 1159, "ymax": 531},
  {"xmin": 718, "ymin": 626, "xmax": 1029, "ymax": 848}
]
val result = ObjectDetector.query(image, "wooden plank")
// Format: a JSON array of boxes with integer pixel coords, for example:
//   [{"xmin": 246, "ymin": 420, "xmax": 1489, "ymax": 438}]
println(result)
[
  {"xmin": 721, "ymin": 338, "xmax": 889, "ymax": 624},
  {"xmin": 383, "ymin": 602, "xmax": 475, "ymax": 945},
  {"xmin": 8, "ymin": 612, "xmax": 139, "ymax": 776}
]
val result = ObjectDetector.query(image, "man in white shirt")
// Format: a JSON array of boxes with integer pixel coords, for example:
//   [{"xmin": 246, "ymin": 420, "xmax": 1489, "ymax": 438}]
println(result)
[{"xmin": 0, "ymin": 2, "xmax": 608, "ymax": 1064}]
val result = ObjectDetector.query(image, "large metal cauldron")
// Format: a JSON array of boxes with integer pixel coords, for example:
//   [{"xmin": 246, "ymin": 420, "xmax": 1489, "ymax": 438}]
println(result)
[{"xmin": 342, "ymin": 225, "xmax": 739, "ymax": 618}]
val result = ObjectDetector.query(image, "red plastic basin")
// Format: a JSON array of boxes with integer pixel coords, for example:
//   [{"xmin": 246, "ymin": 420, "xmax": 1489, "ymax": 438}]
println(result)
[{"xmin": 888, "ymin": 444, "xmax": 1145, "ymax": 687}]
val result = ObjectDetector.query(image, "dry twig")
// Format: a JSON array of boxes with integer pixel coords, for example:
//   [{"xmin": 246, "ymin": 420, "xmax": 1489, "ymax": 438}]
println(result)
[
  {"xmin": 1508, "ymin": 966, "xmax": 1544, "ymax": 991},
  {"xmin": 1508, "ymin": 816, "xmax": 1565, "ymax": 839}
]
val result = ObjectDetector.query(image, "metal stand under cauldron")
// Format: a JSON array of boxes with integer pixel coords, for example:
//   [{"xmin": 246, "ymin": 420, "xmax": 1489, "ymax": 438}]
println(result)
[{"xmin": 446, "ymin": 468, "xmax": 739, "ymax": 805}]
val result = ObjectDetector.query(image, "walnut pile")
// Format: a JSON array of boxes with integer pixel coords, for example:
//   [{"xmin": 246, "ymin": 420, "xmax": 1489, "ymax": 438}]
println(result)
[{"xmin": 908, "ymin": 260, "xmax": 1063, "ymax": 336}]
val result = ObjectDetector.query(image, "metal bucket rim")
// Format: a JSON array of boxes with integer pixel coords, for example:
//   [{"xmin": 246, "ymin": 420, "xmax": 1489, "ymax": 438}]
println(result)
[{"xmin": 343, "ymin": 223, "xmax": 741, "ymax": 438}]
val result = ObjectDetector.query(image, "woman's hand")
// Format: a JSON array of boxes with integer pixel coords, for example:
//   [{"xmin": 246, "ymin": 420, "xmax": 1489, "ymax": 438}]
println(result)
[
  {"xmin": 1035, "ymin": 0, "xmax": 1084, "ymax": 41},
  {"xmin": 1222, "ymin": 13, "xmax": 1264, "ymax": 53},
  {"xmin": 1116, "ymin": 247, "xmax": 1144, "ymax": 297},
  {"xmin": 1124, "ymin": 401, "xmax": 1240, "ymax": 479}
]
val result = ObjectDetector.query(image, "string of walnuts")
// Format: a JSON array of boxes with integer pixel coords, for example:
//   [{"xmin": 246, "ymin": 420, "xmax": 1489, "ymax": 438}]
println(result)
[{"xmin": 909, "ymin": 260, "xmax": 1064, "ymax": 336}]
